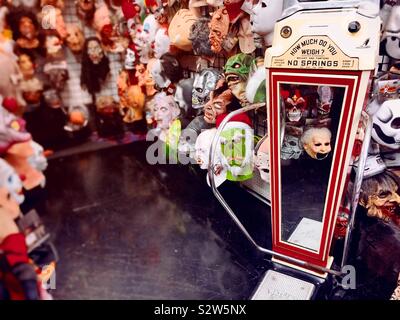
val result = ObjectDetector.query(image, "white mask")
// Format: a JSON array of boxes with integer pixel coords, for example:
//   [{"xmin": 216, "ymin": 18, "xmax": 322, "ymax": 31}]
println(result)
[
  {"xmin": 195, "ymin": 128, "xmax": 217, "ymax": 170},
  {"xmin": 154, "ymin": 29, "xmax": 170, "ymax": 59},
  {"xmin": 250, "ymin": 0, "xmax": 284, "ymax": 42},
  {"xmin": 124, "ymin": 48, "xmax": 136, "ymax": 70}
]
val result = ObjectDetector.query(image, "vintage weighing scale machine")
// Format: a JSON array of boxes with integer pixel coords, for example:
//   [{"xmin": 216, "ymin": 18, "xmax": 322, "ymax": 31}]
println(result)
[{"xmin": 208, "ymin": 0, "xmax": 381, "ymax": 299}]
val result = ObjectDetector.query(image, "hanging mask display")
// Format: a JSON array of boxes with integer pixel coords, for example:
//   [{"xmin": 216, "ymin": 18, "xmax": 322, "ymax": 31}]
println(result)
[
  {"xmin": 189, "ymin": 18, "xmax": 214, "ymax": 57},
  {"xmin": 18, "ymin": 54, "xmax": 35, "ymax": 80},
  {"xmin": 301, "ymin": 127, "xmax": 332, "ymax": 160},
  {"xmin": 81, "ymin": 37, "xmax": 110, "ymax": 94},
  {"xmin": 154, "ymin": 28, "xmax": 170, "ymax": 59},
  {"xmin": 19, "ymin": 77, "xmax": 43, "ymax": 106},
  {"xmin": 76, "ymin": 0, "xmax": 96, "ymax": 24},
  {"xmin": 281, "ymin": 134, "xmax": 302, "ymax": 160},
  {"xmin": 381, "ymin": 4, "xmax": 400, "ymax": 60},
  {"xmin": 0, "ymin": 158, "xmax": 24, "ymax": 219},
  {"xmin": 120, "ymin": 85, "xmax": 145, "ymax": 123},
  {"xmin": 64, "ymin": 105, "xmax": 90, "ymax": 132},
  {"xmin": 151, "ymin": 53, "xmax": 183, "ymax": 90},
  {"xmin": 359, "ymin": 171, "xmax": 400, "ymax": 227},
  {"xmin": 249, "ymin": 0, "xmax": 284, "ymax": 47},
  {"xmin": 195, "ymin": 128, "xmax": 218, "ymax": 170},
  {"xmin": 144, "ymin": 59, "xmax": 158, "ymax": 97},
  {"xmin": 65, "ymin": 23, "xmax": 85, "ymax": 54},
  {"xmin": 204, "ymin": 87, "xmax": 234, "ymax": 124},
  {"xmin": 372, "ymin": 99, "xmax": 400, "ymax": 150},
  {"xmin": 168, "ymin": 9, "xmax": 197, "ymax": 52},
  {"xmin": 9, "ymin": 10, "xmax": 39, "ymax": 50},
  {"xmin": 217, "ymin": 113, "xmax": 253, "ymax": 182},
  {"xmin": 43, "ymin": 60, "xmax": 69, "ymax": 92},
  {"xmin": 192, "ymin": 68, "xmax": 222, "ymax": 109},
  {"xmin": 224, "ymin": 53, "xmax": 253, "ymax": 105},
  {"xmin": 209, "ymin": 8, "xmax": 230, "ymax": 54},
  {"xmin": 254, "ymin": 134, "xmax": 270, "ymax": 183},
  {"xmin": 134, "ymin": 15, "xmax": 159, "ymax": 64}
]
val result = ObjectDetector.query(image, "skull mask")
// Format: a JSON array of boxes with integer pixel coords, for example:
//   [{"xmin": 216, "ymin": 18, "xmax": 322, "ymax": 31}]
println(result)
[
  {"xmin": 372, "ymin": 99, "xmax": 400, "ymax": 149},
  {"xmin": 285, "ymin": 93, "xmax": 306, "ymax": 122},
  {"xmin": 281, "ymin": 134, "xmax": 302, "ymax": 160},
  {"xmin": 192, "ymin": 69, "xmax": 221, "ymax": 109}
]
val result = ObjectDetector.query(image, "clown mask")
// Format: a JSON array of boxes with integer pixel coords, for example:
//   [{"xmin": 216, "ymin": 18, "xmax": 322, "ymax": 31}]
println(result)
[
  {"xmin": 168, "ymin": 9, "xmax": 198, "ymax": 52},
  {"xmin": 0, "ymin": 158, "xmax": 24, "ymax": 219},
  {"xmin": 360, "ymin": 171, "xmax": 400, "ymax": 227},
  {"xmin": 153, "ymin": 92, "xmax": 180, "ymax": 131},
  {"xmin": 209, "ymin": 8, "xmax": 230, "ymax": 54},
  {"xmin": 224, "ymin": 53, "xmax": 253, "ymax": 105},
  {"xmin": 250, "ymin": 0, "xmax": 284, "ymax": 46},
  {"xmin": 192, "ymin": 68, "xmax": 221, "ymax": 109},
  {"xmin": 317, "ymin": 86, "xmax": 333, "ymax": 120},
  {"xmin": 66, "ymin": 24, "xmax": 85, "ymax": 54},
  {"xmin": 285, "ymin": 93, "xmax": 306, "ymax": 123},
  {"xmin": 301, "ymin": 127, "xmax": 332, "ymax": 160}
]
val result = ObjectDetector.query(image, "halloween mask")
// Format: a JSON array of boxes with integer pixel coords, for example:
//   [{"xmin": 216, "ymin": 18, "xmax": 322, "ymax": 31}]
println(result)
[
  {"xmin": 317, "ymin": 86, "xmax": 333, "ymax": 120},
  {"xmin": 254, "ymin": 135, "xmax": 270, "ymax": 183},
  {"xmin": 207, "ymin": 0, "xmax": 223, "ymax": 6},
  {"xmin": 281, "ymin": 134, "xmax": 302, "ymax": 160},
  {"xmin": 44, "ymin": 33, "xmax": 63, "ymax": 58},
  {"xmin": 195, "ymin": 128, "xmax": 217, "ymax": 169},
  {"xmin": 40, "ymin": 0, "xmax": 64, "ymax": 8},
  {"xmin": 154, "ymin": 29, "xmax": 170, "ymax": 59},
  {"xmin": 15, "ymin": 13, "xmax": 39, "ymax": 49},
  {"xmin": 144, "ymin": 59, "xmax": 158, "ymax": 97},
  {"xmin": 43, "ymin": 88, "xmax": 62, "ymax": 109},
  {"xmin": 209, "ymin": 8, "xmax": 230, "ymax": 54},
  {"xmin": 5, "ymin": 141, "xmax": 45, "ymax": 191},
  {"xmin": 93, "ymin": 5, "xmax": 112, "ymax": 33},
  {"xmin": 284, "ymin": 92, "xmax": 306, "ymax": 123},
  {"xmin": 0, "ymin": 158, "xmax": 23, "ymax": 219},
  {"xmin": 19, "ymin": 0, "xmax": 39, "ymax": 8},
  {"xmin": 20, "ymin": 77, "xmax": 43, "ymax": 105},
  {"xmin": 151, "ymin": 54, "xmax": 182, "ymax": 90},
  {"xmin": 250, "ymin": 0, "xmax": 284, "ymax": 46},
  {"xmin": 43, "ymin": 61, "xmax": 69, "ymax": 91},
  {"xmin": 360, "ymin": 171, "xmax": 400, "ymax": 227},
  {"xmin": 192, "ymin": 68, "xmax": 222, "ymax": 109},
  {"xmin": 189, "ymin": 18, "xmax": 214, "ymax": 57},
  {"xmin": 168, "ymin": 9, "xmax": 198, "ymax": 52},
  {"xmin": 76, "ymin": 0, "xmax": 96, "ymax": 23},
  {"xmin": 81, "ymin": 38, "xmax": 110, "ymax": 94},
  {"xmin": 28, "ymin": 140, "xmax": 48, "ymax": 173},
  {"xmin": 224, "ymin": 53, "xmax": 253, "ymax": 105},
  {"xmin": 301, "ymin": 127, "xmax": 332, "ymax": 160},
  {"xmin": 382, "ymin": 5, "xmax": 400, "ymax": 60},
  {"xmin": 372, "ymin": 99, "xmax": 400, "ymax": 150},
  {"xmin": 125, "ymin": 46, "xmax": 138, "ymax": 70},
  {"xmin": 175, "ymin": 78, "xmax": 194, "ymax": 117},
  {"xmin": 135, "ymin": 63, "xmax": 147, "ymax": 87},
  {"xmin": 153, "ymin": 92, "xmax": 180, "ymax": 131},
  {"xmin": 121, "ymin": 85, "xmax": 145, "ymax": 123},
  {"xmin": 0, "ymin": 100, "xmax": 31, "ymax": 154},
  {"xmin": 204, "ymin": 88, "xmax": 233, "ymax": 124},
  {"xmin": 218, "ymin": 115, "xmax": 253, "ymax": 182},
  {"xmin": 18, "ymin": 54, "xmax": 35, "ymax": 80},
  {"xmin": 66, "ymin": 24, "xmax": 85, "ymax": 54}
]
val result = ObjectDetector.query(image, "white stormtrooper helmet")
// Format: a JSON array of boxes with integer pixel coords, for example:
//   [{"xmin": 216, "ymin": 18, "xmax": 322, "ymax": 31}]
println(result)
[
  {"xmin": 281, "ymin": 134, "xmax": 302, "ymax": 160},
  {"xmin": 372, "ymin": 99, "xmax": 400, "ymax": 149}
]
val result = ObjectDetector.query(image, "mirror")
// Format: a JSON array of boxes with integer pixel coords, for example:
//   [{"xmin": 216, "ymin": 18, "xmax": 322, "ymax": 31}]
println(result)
[{"xmin": 279, "ymin": 82, "xmax": 345, "ymax": 252}]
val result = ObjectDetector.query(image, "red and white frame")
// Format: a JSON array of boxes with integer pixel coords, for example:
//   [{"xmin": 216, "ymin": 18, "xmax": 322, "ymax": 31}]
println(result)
[{"xmin": 266, "ymin": 68, "xmax": 372, "ymax": 270}]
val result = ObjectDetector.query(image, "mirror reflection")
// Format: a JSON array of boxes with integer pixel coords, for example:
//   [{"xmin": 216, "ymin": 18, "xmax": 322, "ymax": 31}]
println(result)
[{"xmin": 279, "ymin": 83, "xmax": 345, "ymax": 251}]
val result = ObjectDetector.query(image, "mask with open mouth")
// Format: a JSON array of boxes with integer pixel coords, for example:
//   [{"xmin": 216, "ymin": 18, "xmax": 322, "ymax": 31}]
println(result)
[
  {"xmin": 224, "ymin": 53, "xmax": 253, "ymax": 105},
  {"xmin": 301, "ymin": 127, "xmax": 332, "ymax": 160},
  {"xmin": 372, "ymin": 99, "xmax": 400, "ymax": 149},
  {"xmin": 284, "ymin": 91, "xmax": 306, "ymax": 123},
  {"xmin": 192, "ymin": 68, "xmax": 222, "ymax": 109},
  {"xmin": 360, "ymin": 171, "xmax": 400, "ymax": 227}
]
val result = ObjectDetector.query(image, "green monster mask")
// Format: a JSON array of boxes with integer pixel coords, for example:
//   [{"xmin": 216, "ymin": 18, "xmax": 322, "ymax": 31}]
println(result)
[
  {"xmin": 224, "ymin": 53, "xmax": 254, "ymax": 105},
  {"xmin": 220, "ymin": 123, "xmax": 253, "ymax": 182}
]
